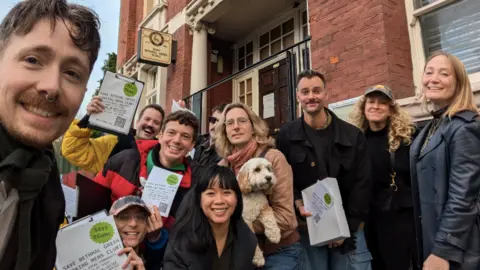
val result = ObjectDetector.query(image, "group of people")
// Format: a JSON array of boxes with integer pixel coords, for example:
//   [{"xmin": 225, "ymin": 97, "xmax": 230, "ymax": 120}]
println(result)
[{"xmin": 0, "ymin": 1, "xmax": 480, "ymax": 270}]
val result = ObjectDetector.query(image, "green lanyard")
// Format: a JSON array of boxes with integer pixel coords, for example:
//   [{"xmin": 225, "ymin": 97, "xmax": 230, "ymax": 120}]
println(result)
[{"xmin": 146, "ymin": 149, "xmax": 186, "ymax": 176}]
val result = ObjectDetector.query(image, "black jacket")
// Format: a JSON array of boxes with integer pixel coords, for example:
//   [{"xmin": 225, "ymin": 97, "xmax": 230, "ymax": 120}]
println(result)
[
  {"xmin": 276, "ymin": 109, "xmax": 371, "ymax": 232},
  {"xmin": 0, "ymin": 126, "xmax": 65, "ymax": 270},
  {"xmin": 410, "ymin": 110, "xmax": 480, "ymax": 268},
  {"xmin": 162, "ymin": 219, "xmax": 257, "ymax": 270}
]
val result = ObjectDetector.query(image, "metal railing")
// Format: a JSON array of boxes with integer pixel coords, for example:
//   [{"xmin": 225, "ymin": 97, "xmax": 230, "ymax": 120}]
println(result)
[{"xmin": 183, "ymin": 37, "xmax": 311, "ymax": 129}]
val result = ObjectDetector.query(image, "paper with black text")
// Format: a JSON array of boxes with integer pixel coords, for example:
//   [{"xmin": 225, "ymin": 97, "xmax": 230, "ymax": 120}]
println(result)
[
  {"xmin": 89, "ymin": 71, "xmax": 144, "ymax": 135},
  {"xmin": 301, "ymin": 178, "xmax": 350, "ymax": 247}
]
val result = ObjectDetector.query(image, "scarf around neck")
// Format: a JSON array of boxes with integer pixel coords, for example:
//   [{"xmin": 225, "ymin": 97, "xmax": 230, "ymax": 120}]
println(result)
[
  {"xmin": 0, "ymin": 124, "xmax": 54, "ymax": 270},
  {"xmin": 226, "ymin": 139, "xmax": 258, "ymax": 175}
]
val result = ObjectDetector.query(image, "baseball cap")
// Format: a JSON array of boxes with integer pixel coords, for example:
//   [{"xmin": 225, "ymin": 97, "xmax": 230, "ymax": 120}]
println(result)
[
  {"xmin": 364, "ymin": 85, "xmax": 395, "ymax": 101},
  {"xmin": 109, "ymin": 196, "xmax": 151, "ymax": 216}
]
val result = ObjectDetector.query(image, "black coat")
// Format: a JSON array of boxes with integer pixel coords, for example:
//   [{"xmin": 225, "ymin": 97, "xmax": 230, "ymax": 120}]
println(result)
[
  {"xmin": 276, "ymin": 109, "xmax": 371, "ymax": 232},
  {"xmin": 410, "ymin": 110, "xmax": 480, "ymax": 269},
  {"xmin": 162, "ymin": 219, "xmax": 258, "ymax": 270}
]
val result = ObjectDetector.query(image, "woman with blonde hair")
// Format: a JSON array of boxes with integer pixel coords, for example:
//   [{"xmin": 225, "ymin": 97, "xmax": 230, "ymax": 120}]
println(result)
[
  {"xmin": 350, "ymin": 85, "xmax": 418, "ymax": 270},
  {"xmin": 410, "ymin": 51, "xmax": 480, "ymax": 270},
  {"xmin": 215, "ymin": 102, "xmax": 303, "ymax": 269}
]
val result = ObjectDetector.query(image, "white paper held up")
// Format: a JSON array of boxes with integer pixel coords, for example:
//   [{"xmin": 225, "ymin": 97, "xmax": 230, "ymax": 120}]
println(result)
[
  {"xmin": 262, "ymin": 93, "xmax": 275, "ymax": 119},
  {"xmin": 141, "ymin": 166, "xmax": 183, "ymax": 217},
  {"xmin": 171, "ymin": 99, "xmax": 195, "ymax": 115},
  {"xmin": 301, "ymin": 178, "xmax": 350, "ymax": 247},
  {"xmin": 61, "ymin": 184, "xmax": 79, "ymax": 218},
  {"xmin": 55, "ymin": 215, "xmax": 127, "ymax": 270}
]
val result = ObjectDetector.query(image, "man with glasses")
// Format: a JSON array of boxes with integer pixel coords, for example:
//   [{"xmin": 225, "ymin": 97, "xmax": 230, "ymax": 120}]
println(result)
[
  {"xmin": 110, "ymin": 196, "xmax": 167, "ymax": 269},
  {"xmin": 192, "ymin": 103, "xmax": 227, "ymax": 168}
]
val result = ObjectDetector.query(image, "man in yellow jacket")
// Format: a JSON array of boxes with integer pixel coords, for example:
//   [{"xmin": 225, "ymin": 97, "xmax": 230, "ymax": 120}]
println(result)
[{"xmin": 61, "ymin": 96, "xmax": 165, "ymax": 173}]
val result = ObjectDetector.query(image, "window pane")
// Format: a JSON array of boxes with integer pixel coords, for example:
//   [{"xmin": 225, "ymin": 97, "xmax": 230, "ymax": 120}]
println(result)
[
  {"xmin": 260, "ymin": 47, "xmax": 269, "ymax": 60},
  {"xmin": 283, "ymin": 18, "xmax": 294, "ymax": 34},
  {"xmin": 246, "ymin": 93, "xmax": 252, "ymax": 106},
  {"xmin": 420, "ymin": 0, "xmax": 480, "ymax": 73},
  {"xmin": 246, "ymin": 41, "xmax": 253, "ymax": 55},
  {"xmin": 239, "ymin": 81, "xmax": 245, "ymax": 95},
  {"xmin": 246, "ymin": 54, "xmax": 253, "ymax": 67},
  {"xmin": 302, "ymin": 11, "xmax": 308, "ymax": 25},
  {"xmin": 303, "ymin": 25, "xmax": 309, "ymax": 39},
  {"xmin": 246, "ymin": 78, "xmax": 252, "ymax": 94},
  {"xmin": 271, "ymin": 25, "xmax": 281, "ymax": 41},
  {"xmin": 239, "ymin": 96, "xmax": 245, "ymax": 104},
  {"xmin": 271, "ymin": 40, "xmax": 281, "ymax": 54},
  {"xmin": 238, "ymin": 46, "xmax": 245, "ymax": 59},
  {"xmin": 152, "ymin": 94, "xmax": 157, "ymax": 104},
  {"xmin": 283, "ymin": 33, "xmax": 294, "ymax": 48},
  {"xmin": 260, "ymin": 33, "xmax": 269, "ymax": 47},
  {"xmin": 415, "ymin": 0, "xmax": 441, "ymax": 9},
  {"xmin": 238, "ymin": 60, "xmax": 245, "ymax": 71}
]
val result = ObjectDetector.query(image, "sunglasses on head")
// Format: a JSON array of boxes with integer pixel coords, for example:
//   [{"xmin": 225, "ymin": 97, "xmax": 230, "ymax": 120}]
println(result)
[{"xmin": 208, "ymin": 116, "xmax": 219, "ymax": 124}]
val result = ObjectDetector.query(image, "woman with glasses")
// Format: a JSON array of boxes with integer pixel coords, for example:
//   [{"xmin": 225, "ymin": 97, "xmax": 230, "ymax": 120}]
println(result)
[
  {"xmin": 110, "ymin": 196, "xmax": 168, "ymax": 270},
  {"xmin": 214, "ymin": 103, "xmax": 303, "ymax": 269},
  {"xmin": 163, "ymin": 165, "xmax": 257, "ymax": 270},
  {"xmin": 410, "ymin": 51, "xmax": 480, "ymax": 270}
]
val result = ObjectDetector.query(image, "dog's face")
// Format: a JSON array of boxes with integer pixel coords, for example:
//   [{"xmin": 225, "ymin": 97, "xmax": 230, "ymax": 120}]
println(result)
[{"xmin": 237, "ymin": 158, "xmax": 276, "ymax": 194}]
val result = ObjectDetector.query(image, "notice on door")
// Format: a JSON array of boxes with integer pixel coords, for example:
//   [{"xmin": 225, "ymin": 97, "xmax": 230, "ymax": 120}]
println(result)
[{"xmin": 263, "ymin": 93, "xmax": 275, "ymax": 119}]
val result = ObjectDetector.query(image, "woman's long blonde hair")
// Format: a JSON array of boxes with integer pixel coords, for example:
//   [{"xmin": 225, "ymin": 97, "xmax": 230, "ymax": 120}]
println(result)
[
  {"xmin": 421, "ymin": 51, "xmax": 478, "ymax": 117},
  {"xmin": 350, "ymin": 92, "xmax": 416, "ymax": 152},
  {"xmin": 214, "ymin": 102, "xmax": 274, "ymax": 158}
]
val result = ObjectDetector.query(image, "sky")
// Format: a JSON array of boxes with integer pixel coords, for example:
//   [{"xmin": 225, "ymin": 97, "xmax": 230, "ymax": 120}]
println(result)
[{"xmin": 0, "ymin": 0, "xmax": 121, "ymax": 117}]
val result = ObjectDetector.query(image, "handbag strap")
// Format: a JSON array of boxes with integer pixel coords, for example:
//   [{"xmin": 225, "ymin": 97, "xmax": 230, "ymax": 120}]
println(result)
[{"xmin": 257, "ymin": 147, "xmax": 272, "ymax": 158}]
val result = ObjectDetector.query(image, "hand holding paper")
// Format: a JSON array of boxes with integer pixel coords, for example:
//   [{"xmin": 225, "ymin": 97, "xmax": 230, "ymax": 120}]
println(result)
[
  {"xmin": 118, "ymin": 244, "xmax": 145, "ymax": 270},
  {"xmin": 146, "ymin": 205, "xmax": 163, "ymax": 242}
]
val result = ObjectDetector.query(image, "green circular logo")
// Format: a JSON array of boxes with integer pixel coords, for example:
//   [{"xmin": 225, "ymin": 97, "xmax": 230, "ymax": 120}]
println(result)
[
  {"xmin": 166, "ymin": 174, "xmax": 179, "ymax": 185},
  {"xmin": 123, "ymin": 83, "xmax": 138, "ymax": 97},
  {"xmin": 90, "ymin": 222, "xmax": 114, "ymax": 244},
  {"xmin": 324, "ymin": 193, "xmax": 332, "ymax": 205}
]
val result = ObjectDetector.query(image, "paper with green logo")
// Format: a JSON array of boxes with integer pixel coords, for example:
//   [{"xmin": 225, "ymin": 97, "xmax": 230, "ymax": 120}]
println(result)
[
  {"xmin": 55, "ymin": 215, "xmax": 127, "ymax": 270},
  {"xmin": 89, "ymin": 70, "xmax": 144, "ymax": 135},
  {"xmin": 301, "ymin": 178, "xmax": 350, "ymax": 247},
  {"xmin": 141, "ymin": 166, "xmax": 183, "ymax": 217}
]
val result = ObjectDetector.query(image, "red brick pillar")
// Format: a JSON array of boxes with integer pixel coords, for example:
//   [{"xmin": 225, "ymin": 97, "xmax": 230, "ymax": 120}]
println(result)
[
  {"xmin": 117, "ymin": 0, "xmax": 144, "ymax": 70},
  {"xmin": 307, "ymin": 0, "xmax": 414, "ymax": 101}
]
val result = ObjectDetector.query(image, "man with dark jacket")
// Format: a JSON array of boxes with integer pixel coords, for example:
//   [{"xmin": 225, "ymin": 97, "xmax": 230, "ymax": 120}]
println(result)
[
  {"xmin": 276, "ymin": 70, "xmax": 372, "ymax": 270},
  {"xmin": 0, "ymin": 0, "xmax": 101, "ymax": 269}
]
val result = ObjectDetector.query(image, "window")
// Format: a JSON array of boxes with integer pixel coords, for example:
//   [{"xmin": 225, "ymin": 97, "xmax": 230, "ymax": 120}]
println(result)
[
  {"xmin": 301, "ymin": 10, "xmax": 309, "ymax": 39},
  {"xmin": 410, "ymin": 0, "xmax": 480, "ymax": 74},
  {"xmin": 238, "ymin": 41, "xmax": 253, "ymax": 71},
  {"xmin": 238, "ymin": 78, "xmax": 253, "ymax": 108},
  {"xmin": 151, "ymin": 69, "xmax": 157, "ymax": 89},
  {"xmin": 147, "ymin": 94, "xmax": 157, "ymax": 105},
  {"xmin": 259, "ymin": 18, "xmax": 295, "ymax": 60}
]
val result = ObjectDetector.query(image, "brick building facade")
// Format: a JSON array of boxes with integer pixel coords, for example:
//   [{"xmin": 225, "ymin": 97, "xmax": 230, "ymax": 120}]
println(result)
[{"xmin": 117, "ymin": 0, "xmax": 480, "ymax": 133}]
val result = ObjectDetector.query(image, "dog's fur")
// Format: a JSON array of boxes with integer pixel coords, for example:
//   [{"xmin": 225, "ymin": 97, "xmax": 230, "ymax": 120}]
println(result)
[{"xmin": 237, "ymin": 158, "xmax": 281, "ymax": 267}]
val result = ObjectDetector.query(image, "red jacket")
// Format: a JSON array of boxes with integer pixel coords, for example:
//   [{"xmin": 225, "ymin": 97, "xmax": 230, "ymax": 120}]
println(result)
[{"xmin": 93, "ymin": 140, "xmax": 193, "ymax": 229}]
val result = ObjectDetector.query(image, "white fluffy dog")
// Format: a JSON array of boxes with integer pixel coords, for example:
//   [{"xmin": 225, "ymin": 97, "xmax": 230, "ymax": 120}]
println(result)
[{"xmin": 237, "ymin": 157, "xmax": 281, "ymax": 267}]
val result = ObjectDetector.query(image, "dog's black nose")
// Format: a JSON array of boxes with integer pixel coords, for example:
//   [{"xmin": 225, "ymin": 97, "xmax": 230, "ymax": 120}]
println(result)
[{"xmin": 265, "ymin": 176, "xmax": 272, "ymax": 182}]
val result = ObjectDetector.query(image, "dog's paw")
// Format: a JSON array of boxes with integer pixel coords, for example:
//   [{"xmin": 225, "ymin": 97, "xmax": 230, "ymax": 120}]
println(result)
[
  {"xmin": 265, "ymin": 226, "xmax": 281, "ymax": 244},
  {"xmin": 252, "ymin": 249, "xmax": 265, "ymax": 267}
]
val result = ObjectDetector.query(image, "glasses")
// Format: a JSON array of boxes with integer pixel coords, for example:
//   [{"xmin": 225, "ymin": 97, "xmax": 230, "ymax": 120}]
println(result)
[
  {"xmin": 116, "ymin": 212, "xmax": 149, "ymax": 223},
  {"xmin": 225, "ymin": 117, "xmax": 249, "ymax": 128},
  {"xmin": 208, "ymin": 116, "xmax": 219, "ymax": 124}
]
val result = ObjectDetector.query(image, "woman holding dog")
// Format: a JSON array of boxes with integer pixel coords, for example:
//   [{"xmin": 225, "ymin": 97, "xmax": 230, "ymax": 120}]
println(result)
[
  {"xmin": 163, "ymin": 165, "xmax": 257, "ymax": 270},
  {"xmin": 350, "ymin": 85, "xmax": 418, "ymax": 270},
  {"xmin": 409, "ymin": 51, "xmax": 480, "ymax": 270},
  {"xmin": 215, "ymin": 102, "xmax": 303, "ymax": 269}
]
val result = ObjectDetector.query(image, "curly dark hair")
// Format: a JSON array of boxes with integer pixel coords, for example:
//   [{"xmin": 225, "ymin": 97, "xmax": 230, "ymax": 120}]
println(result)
[
  {"xmin": 0, "ymin": 0, "xmax": 101, "ymax": 73},
  {"xmin": 162, "ymin": 110, "xmax": 199, "ymax": 142}
]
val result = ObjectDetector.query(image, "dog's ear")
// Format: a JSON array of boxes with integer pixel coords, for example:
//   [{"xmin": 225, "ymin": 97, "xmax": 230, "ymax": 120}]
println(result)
[{"xmin": 237, "ymin": 168, "xmax": 252, "ymax": 194}]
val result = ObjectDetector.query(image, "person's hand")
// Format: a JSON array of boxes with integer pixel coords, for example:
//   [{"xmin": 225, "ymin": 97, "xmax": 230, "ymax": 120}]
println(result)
[
  {"xmin": 328, "ymin": 239, "xmax": 345, "ymax": 248},
  {"xmin": 298, "ymin": 206, "xmax": 312, "ymax": 217},
  {"xmin": 86, "ymin": 96, "xmax": 104, "ymax": 115},
  {"xmin": 118, "ymin": 244, "xmax": 145, "ymax": 270},
  {"xmin": 423, "ymin": 254, "xmax": 449, "ymax": 270},
  {"xmin": 146, "ymin": 205, "xmax": 163, "ymax": 242}
]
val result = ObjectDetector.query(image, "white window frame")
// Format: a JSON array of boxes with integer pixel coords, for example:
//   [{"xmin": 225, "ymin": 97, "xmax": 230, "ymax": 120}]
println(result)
[
  {"xmin": 149, "ymin": 68, "xmax": 158, "ymax": 91},
  {"xmin": 147, "ymin": 93, "xmax": 157, "ymax": 105},
  {"xmin": 405, "ymin": 0, "xmax": 480, "ymax": 94},
  {"xmin": 233, "ymin": 70, "xmax": 259, "ymax": 114}
]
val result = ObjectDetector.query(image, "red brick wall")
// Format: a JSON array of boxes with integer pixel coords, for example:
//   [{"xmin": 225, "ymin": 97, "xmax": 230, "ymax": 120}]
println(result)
[
  {"xmin": 165, "ymin": 25, "xmax": 193, "ymax": 114},
  {"xmin": 308, "ymin": 0, "xmax": 413, "ymax": 102},
  {"xmin": 206, "ymin": 37, "xmax": 234, "ymax": 116},
  {"xmin": 166, "ymin": 0, "xmax": 192, "ymax": 22},
  {"xmin": 117, "ymin": 0, "xmax": 144, "ymax": 70}
]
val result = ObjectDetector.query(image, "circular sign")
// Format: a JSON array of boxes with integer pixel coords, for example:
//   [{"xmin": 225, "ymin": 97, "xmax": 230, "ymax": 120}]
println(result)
[
  {"xmin": 324, "ymin": 193, "xmax": 332, "ymax": 206},
  {"xmin": 123, "ymin": 83, "xmax": 138, "ymax": 97},
  {"xmin": 166, "ymin": 174, "xmax": 179, "ymax": 185},
  {"xmin": 90, "ymin": 222, "xmax": 114, "ymax": 244},
  {"xmin": 149, "ymin": 32, "xmax": 164, "ymax": 46}
]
